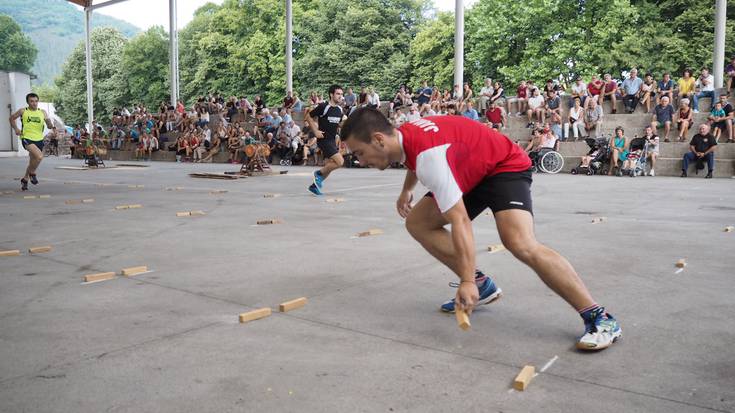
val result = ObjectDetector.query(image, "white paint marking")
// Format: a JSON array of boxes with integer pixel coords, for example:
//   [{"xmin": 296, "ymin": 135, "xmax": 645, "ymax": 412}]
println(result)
[{"xmin": 674, "ymin": 268, "xmax": 684, "ymax": 274}]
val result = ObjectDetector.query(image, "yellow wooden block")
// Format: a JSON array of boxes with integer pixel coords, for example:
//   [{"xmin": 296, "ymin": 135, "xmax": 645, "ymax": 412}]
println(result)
[
  {"xmin": 513, "ymin": 365, "xmax": 536, "ymax": 391},
  {"xmin": 83, "ymin": 272, "xmax": 116, "ymax": 283},
  {"xmin": 455, "ymin": 308, "xmax": 471, "ymax": 331},
  {"xmin": 121, "ymin": 265, "xmax": 147, "ymax": 276},
  {"xmin": 65, "ymin": 200, "xmax": 81, "ymax": 205},
  {"xmin": 210, "ymin": 190, "xmax": 228, "ymax": 194},
  {"xmin": 23, "ymin": 195, "xmax": 36, "ymax": 199},
  {"xmin": 326, "ymin": 197, "xmax": 345, "ymax": 203},
  {"xmin": 189, "ymin": 210, "xmax": 206, "ymax": 216},
  {"xmin": 115, "ymin": 205, "xmax": 130, "ymax": 210},
  {"xmin": 279, "ymin": 297, "xmax": 307, "ymax": 312},
  {"xmin": 128, "ymin": 185, "xmax": 144, "ymax": 189},
  {"xmin": 488, "ymin": 244, "xmax": 505, "ymax": 253},
  {"xmin": 0, "ymin": 250, "xmax": 21, "ymax": 257},
  {"xmin": 82, "ymin": 198, "xmax": 95, "ymax": 203},
  {"xmin": 38, "ymin": 195, "xmax": 51, "ymax": 199},
  {"xmin": 725, "ymin": 226, "xmax": 734, "ymax": 233},
  {"xmin": 127, "ymin": 204, "xmax": 143, "ymax": 209},
  {"xmin": 358, "ymin": 229, "xmax": 383, "ymax": 237},
  {"xmin": 675, "ymin": 258, "xmax": 687, "ymax": 268},
  {"xmin": 257, "ymin": 219, "xmax": 283, "ymax": 225},
  {"xmin": 176, "ymin": 211, "xmax": 191, "ymax": 217},
  {"xmin": 238, "ymin": 308, "xmax": 272, "ymax": 323},
  {"xmin": 29, "ymin": 246, "xmax": 52, "ymax": 254}
]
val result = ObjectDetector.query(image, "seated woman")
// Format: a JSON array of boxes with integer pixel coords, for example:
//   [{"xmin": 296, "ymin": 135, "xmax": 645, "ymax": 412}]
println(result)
[
  {"xmin": 607, "ymin": 126, "xmax": 629, "ymax": 175},
  {"xmin": 202, "ymin": 134, "xmax": 221, "ymax": 163},
  {"xmin": 675, "ymin": 99, "xmax": 694, "ymax": 142},
  {"xmin": 227, "ymin": 132, "xmax": 243, "ymax": 163},
  {"xmin": 524, "ymin": 127, "xmax": 558, "ymax": 165},
  {"xmin": 175, "ymin": 134, "xmax": 189, "ymax": 162},
  {"xmin": 639, "ymin": 73, "xmax": 656, "ymax": 113}
]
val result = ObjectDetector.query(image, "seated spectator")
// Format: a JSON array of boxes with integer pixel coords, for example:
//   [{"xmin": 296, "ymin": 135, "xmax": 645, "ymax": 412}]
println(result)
[
  {"xmin": 254, "ymin": 95, "xmax": 266, "ymax": 113},
  {"xmin": 608, "ymin": 126, "xmax": 629, "ymax": 175},
  {"xmin": 641, "ymin": 125, "xmax": 659, "ymax": 176},
  {"xmin": 416, "ymin": 80, "xmax": 432, "ymax": 109},
  {"xmin": 202, "ymin": 133, "xmax": 221, "ymax": 163},
  {"xmin": 677, "ymin": 69, "xmax": 696, "ymax": 106},
  {"xmin": 525, "ymin": 127, "xmax": 558, "ymax": 165},
  {"xmin": 717, "ymin": 93, "xmax": 734, "ymax": 142},
  {"xmin": 391, "ymin": 110, "xmax": 408, "ymax": 126},
  {"xmin": 446, "ymin": 103, "xmax": 458, "ymax": 115},
  {"xmin": 404, "ymin": 104, "xmax": 420, "ymax": 122},
  {"xmin": 657, "ymin": 72, "xmax": 674, "ymax": 105},
  {"xmin": 461, "ymin": 83, "xmax": 474, "ymax": 111},
  {"xmin": 675, "ymin": 98, "xmax": 694, "ymax": 142},
  {"xmin": 283, "ymin": 91, "xmax": 295, "ymax": 110},
  {"xmin": 301, "ymin": 128, "xmax": 319, "ymax": 165},
  {"xmin": 565, "ymin": 97, "xmax": 585, "ymax": 140},
  {"xmin": 419, "ymin": 103, "xmax": 436, "ymax": 117},
  {"xmin": 526, "ymin": 88, "xmax": 545, "ymax": 127},
  {"xmin": 365, "ymin": 87, "xmax": 379, "ymax": 109},
  {"xmin": 490, "ymin": 81, "xmax": 505, "ymax": 108},
  {"xmin": 507, "ymin": 80, "xmax": 528, "ymax": 116},
  {"xmin": 548, "ymin": 111, "xmax": 563, "ymax": 141},
  {"xmin": 485, "ymin": 101, "xmax": 506, "ymax": 129},
  {"xmin": 135, "ymin": 133, "xmax": 149, "ymax": 160},
  {"xmin": 545, "ymin": 89, "xmax": 561, "ymax": 117},
  {"xmin": 429, "ymin": 87, "xmax": 442, "ymax": 112},
  {"xmin": 389, "ymin": 86, "xmax": 411, "ymax": 112},
  {"xmin": 569, "ymin": 76, "xmax": 588, "ymax": 108},
  {"xmin": 343, "ymin": 88, "xmax": 356, "ymax": 114},
  {"xmin": 239, "ymin": 96, "xmax": 253, "ymax": 114},
  {"xmin": 708, "ymin": 101, "xmax": 727, "ymax": 141},
  {"xmin": 175, "ymin": 134, "xmax": 189, "ymax": 162},
  {"xmin": 193, "ymin": 132, "xmax": 207, "ymax": 162},
  {"xmin": 622, "ymin": 68, "xmax": 643, "ymax": 113},
  {"xmin": 462, "ymin": 101, "xmax": 479, "ymax": 121},
  {"xmin": 651, "ymin": 95, "xmax": 675, "ymax": 142},
  {"xmin": 682, "ymin": 124, "xmax": 717, "ymax": 178},
  {"xmin": 587, "ymin": 75, "xmax": 603, "ymax": 107},
  {"xmin": 478, "ymin": 78, "xmax": 494, "ymax": 112},
  {"xmin": 727, "ymin": 56, "xmax": 735, "ymax": 94},
  {"xmin": 640, "ymin": 73, "xmax": 656, "ymax": 113},
  {"xmin": 291, "ymin": 93, "xmax": 303, "ymax": 112},
  {"xmin": 601, "ymin": 73, "xmax": 619, "ymax": 114},
  {"xmin": 543, "ymin": 79, "xmax": 561, "ymax": 100},
  {"xmin": 693, "ymin": 67, "xmax": 716, "ymax": 113},
  {"xmin": 584, "ymin": 98, "xmax": 604, "ymax": 138}
]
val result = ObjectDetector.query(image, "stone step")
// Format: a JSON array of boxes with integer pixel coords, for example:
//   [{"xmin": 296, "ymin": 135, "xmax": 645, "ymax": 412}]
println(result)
[{"xmin": 561, "ymin": 156, "xmax": 734, "ymax": 177}]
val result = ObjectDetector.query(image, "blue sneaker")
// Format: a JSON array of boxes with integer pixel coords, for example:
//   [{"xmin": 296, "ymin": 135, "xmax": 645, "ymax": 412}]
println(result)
[
  {"xmin": 576, "ymin": 307, "xmax": 621, "ymax": 351},
  {"xmin": 440, "ymin": 270, "xmax": 502, "ymax": 313},
  {"xmin": 313, "ymin": 170, "xmax": 324, "ymax": 190},
  {"xmin": 308, "ymin": 183, "xmax": 322, "ymax": 196}
]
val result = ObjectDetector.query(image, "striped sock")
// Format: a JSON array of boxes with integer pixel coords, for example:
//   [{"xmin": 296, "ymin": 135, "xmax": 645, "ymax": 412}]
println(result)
[{"xmin": 579, "ymin": 304, "xmax": 604, "ymax": 322}]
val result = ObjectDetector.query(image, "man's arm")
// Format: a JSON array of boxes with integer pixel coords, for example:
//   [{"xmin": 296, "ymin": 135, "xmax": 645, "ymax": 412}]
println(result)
[
  {"xmin": 397, "ymin": 170, "xmax": 417, "ymax": 218},
  {"xmin": 8, "ymin": 108, "xmax": 24, "ymax": 136},
  {"xmin": 304, "ymin": 111, "xmax": 323, "ymax": 138}
]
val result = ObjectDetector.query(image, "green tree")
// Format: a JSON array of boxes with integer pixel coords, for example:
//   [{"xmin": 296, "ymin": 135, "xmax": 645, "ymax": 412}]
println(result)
[
  {"xmin": 33, "ymin": 83, "xmax": 59, "ymax": 102},
  {"xmin": 409, "ymin": 12, "xmax": 455, "ymax": 89},
  {"xmin": 0, "ymin": 14, "xmax": 37, "ymax": 73},
  {"xmin": 55, "ymin": 27, "xmax": 129, "ymax": 126},
  {"xmin": 122, "ymin": 26, "xmax": 170, "ymax": 109}
]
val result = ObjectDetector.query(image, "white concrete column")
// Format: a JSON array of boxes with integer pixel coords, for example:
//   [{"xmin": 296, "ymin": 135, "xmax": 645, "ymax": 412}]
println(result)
[
  {"xmin": 84, "ymin": 7, "xmax": 94, "ymax": 132},
  {"xmin": 285, "ymin": 0, "xmax": 293, "ymax": 94},
  {"xmin": 453, "ymin": 0, "xmax": 464, "ymax": 99},
  {"xmin": 169, "ymin": 0, "xmax": 178, "ymax": 106},
  {"xmin": 713, "ymin": 0, "xmax": 727, "ymax": 88}
]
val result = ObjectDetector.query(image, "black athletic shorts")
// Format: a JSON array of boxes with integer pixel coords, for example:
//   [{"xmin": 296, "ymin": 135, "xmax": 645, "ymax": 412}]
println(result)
[
  {"xmin": 22, "ymin": 138, "xmax": 44, "ymax": 152},
  {"xmin": 425, "ymin": 169, "xmax": 533, "ymax": 218},
  {"xmin": 317, "ymin": 136, "xmax": 339, "ymax": 158}
]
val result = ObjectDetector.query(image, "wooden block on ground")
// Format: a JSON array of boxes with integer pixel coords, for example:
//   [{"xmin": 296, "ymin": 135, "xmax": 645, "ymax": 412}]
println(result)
[
  {"xmin": 263, "ymin": 193, "xmax": 280, "ymax": 198},
  {"xmin": 189, "ymin": 210, "xmax": 206, "ymax": 216},
  {"xmin": 121, "ymin": 265, "xmax": 148, "ymax": 276},
  {"xmin": 83, "ymin": 272, "xmax": 116, "ymax": 283},
  {"xmin": 257, "ymin": 219, "xmax": 283, "ymax": 225},
  {"xmin": 326, "ymin": 197, "xmax": 345, "ymax": 203},
  {"xmin": 176, "ymin": 211, "xmax": 191, "ymax": 217},
  {"xmin": 23, "ymin": 195, "xmax": 37, "ymax": 199},
  {"xmin": 127, "ymin": 204, "xmax": 143, "ymax": 209},
  {"xmin": 279, "ymin": 297, "xmax": 307, "ymax": 312},
  {"xmin": 488, "ymin": 244, "xmax": 505, "ymax": 253},
  {"xmin": 38, "ymin": 195, "xmax": 51, "ymax": 199},
  {"xmin": 675, "ymin": 258, "xmax": 687, "ymax": 268},
  {"xmin": 115, "ymin": 205, "xmax": 130, "ymax": 210},
  {"xmin": 239, "ymin": 307, "xmax": 272, "ymax": 323},
  {"xmin": 82, "ymin": 198, "xmax": 95, "ymax": 203},
  {"xmin": 0, "ymin": 250, "xmax": 21, "ymax": 257},
  {"xmin": 455, "ymin": 308, "xmax": 471, "ymax": 331},
  {"xmin": 65, "ymin": 199, "xmax": 81, "ymax": 205},
  {"xmin": 166, "ymin": 187, "xmax": 183, "ymax": 191},
  {"xmin": 29, "ymin": 246, "xmax": 52, "ymax": 254},
  {"xmin": 725, "ymin": 226, "xmax": 734, "ymax": 233},
  {"xmin": 513, "ymin": 365, "xmax": 536, "ymax": 391},
  {"xmin": 128, "ymin": 185, "xmax": 144, "ymax": 189},
  {"xmin": 210, "ymin": 190, "xmax": 227, "ymax": 194},
  {"xmin": 591, "ymin": 217, "xmax": 607, "ymax": 224},
  {"xmin": 358, "ymin": 228, "xmax": 384, "ymax": 237}
]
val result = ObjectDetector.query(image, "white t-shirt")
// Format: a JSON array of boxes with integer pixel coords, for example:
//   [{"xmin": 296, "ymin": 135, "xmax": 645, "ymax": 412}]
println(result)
[
  {"xmin": 406, "ymin": 111, "xmax": 421, "ymax": 122},
  {"xmin": 480, "ymin": 86, "xmax": 494, "ymax": 97},
  {"xmin": 696, "ymin": 74, "xmax": 715, "ymax": 92},
  {"xmin": 572, "ymin": 82, "xmax": 588, "ymax": 96},
  {"xmin": 528, "ymin": 95, "xmax": 545, "ymax": 110},
  {"xmin": 368, "ymin": 93, "xmax": 380, "ymax": 105}
]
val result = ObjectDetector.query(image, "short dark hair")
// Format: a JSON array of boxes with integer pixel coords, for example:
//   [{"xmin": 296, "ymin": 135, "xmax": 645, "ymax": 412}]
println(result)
[
  {"xmin": 328, "ymin": 84, "xmax": 343, "ymax": 96},
  {"xmin": 340, "ymin": 107, "xmax": 394, "ymax": 144},
  {"xmin": 26, "ymin": 92, "xmax": 39, "ymax": 103}
]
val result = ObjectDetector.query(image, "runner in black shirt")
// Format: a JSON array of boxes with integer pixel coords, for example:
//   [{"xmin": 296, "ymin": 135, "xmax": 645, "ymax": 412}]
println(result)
[{"xmin": 306, "ymin": 84, "xmax": 345, "ymax": 195}]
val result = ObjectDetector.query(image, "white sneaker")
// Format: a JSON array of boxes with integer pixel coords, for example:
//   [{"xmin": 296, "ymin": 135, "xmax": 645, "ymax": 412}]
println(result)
[
  {"xmin": 693, "ymin": 109, "xmax": 699, "ymax": 113},
  {"xmin": 515, "ymin": 112, "xmax": 522, "ymax": 116},
  {"xmin": 649, "ymin": 169, "xmax": 655, "ymax": 176}
]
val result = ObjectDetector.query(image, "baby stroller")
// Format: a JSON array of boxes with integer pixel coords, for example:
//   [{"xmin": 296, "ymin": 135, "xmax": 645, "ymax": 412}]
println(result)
[
  {"xmin": 571, "ymin": 137, "xmax": 609, "ymax": 175},
  {"xmin": 620, "ymin": 137, "xmax": 648, "ymax": 177}
]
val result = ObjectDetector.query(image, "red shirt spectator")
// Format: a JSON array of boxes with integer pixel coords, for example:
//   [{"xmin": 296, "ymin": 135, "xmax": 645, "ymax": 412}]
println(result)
[{"xmin": 486, "ymin": 107, "xmax": 503, "ymax": 124}]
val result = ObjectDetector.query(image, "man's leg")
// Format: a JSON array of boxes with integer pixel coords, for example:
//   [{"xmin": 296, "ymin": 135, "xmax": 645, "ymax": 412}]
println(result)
[
  {"xmin": 405, "ymin": 197, "xmax": 457, "ymax": 270},
  {"xmin": 664, "ymin": 121, "xmax": 671, "ymax": 141},
  {"xmin": 692, "ymin": 92, "xmax": 700, "ymax": 112},
  {"xmin": 682, "ymin": 152, "xmax": 695, "ymax": 174},
  {"xmin": 24, "ymin": 144, "xmax": 43, "ymax": 181},
  {"xmin": 319, "ymin": 153, "xmax": 344, "ymax": 179},
  {"xmin": 705, "ymin": 152, "xmax": 715, "ymax": 174}
]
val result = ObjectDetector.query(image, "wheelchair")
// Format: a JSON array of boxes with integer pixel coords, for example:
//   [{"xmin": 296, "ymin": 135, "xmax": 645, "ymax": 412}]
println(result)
[{"xmin": 530, "ymin": 147, "xmax": 564, "ymax": 174}]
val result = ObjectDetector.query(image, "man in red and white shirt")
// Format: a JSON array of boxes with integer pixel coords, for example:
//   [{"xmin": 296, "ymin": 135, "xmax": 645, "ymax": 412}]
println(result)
[{"xmin": 340, "ymin": 108, "xmax": 621, "ymax": 351}]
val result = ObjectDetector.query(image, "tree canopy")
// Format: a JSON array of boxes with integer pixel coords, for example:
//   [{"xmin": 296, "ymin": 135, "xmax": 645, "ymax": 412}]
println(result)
[{"xmin": 0, "ymin": 14, "xmax": 37, "ymax": 73}]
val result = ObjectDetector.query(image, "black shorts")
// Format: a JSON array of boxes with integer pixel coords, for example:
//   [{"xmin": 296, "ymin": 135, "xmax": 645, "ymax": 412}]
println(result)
[
  {"xmin": 425, "ymin": 169, "xmax": 533, "ymax": 218},
  {"xmin": 22, "ymin": 138, "xmax": 44, "ymax": 151},
  {"xmin": 317, "ymin": 136, "xmax": 339, "ymax": 158}
]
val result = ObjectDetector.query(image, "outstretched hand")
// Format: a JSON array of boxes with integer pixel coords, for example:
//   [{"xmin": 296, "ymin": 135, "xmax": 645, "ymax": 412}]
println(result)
[
  {"xmin": 396, "ymin": 190, "xmax": 413, "ymax": 218},
  {"xmin": 455, "ymin": 281, "xmax": 479, "ymax": 315}
]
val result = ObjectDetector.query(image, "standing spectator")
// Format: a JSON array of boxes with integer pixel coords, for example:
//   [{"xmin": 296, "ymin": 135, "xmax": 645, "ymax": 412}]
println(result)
[
  {"xmin": 254, "ymin": 95, "xmax": 266, "ymax": 113},
  {"xmin": 507, "ymin": 80, "xmax": 528, "ymax": 116},
  {"xmin": 651, "ymin": 96, "xmax": 675, "ymax": 142},
  {"xmin": 526, "ymin": 88, "xmax": 545, "ymax": 127},
  {"xmin": 622, "ymin": 68, "xmax": 643, "ymax": 113},
  {"xmin": 565, "ymin": 97, "xmax": 585, "ymax": 140},
  {"xmin": 682, "ymin": 124, "xmax": 717, "ymax": 178},
  {"xmin": 727, "ymin": 56, "xmax": 735, "ymax": 94},
  {"xmin": 708, "ymin": 101, "xmax": 727, "ymax": 141},
  {"xmin": 485, "ymin": 100, "xmax": 506, "ymax": 129},
  {"xmin": 692, "ymin": 67, "xmax": 716, "ymax": 113},
  {"xmin": 601, "ymin": 73, "xmax": 619, "ymax": 114},
  {"xmin": 462, "ymin": 101, "xmax": 479, "ymax": 121},
  {"xmin": 677, "ymin": 69, "xmax": 696, "ymax": 106},
  {"xmin": 640, "ymin": 73, "xmax": 656, "ymax": 113},
  {"xmin": 657, "ymin": 72, "xmax": 674, "ymax": 105},
  {"xmin": 584, "ymin": 98, "xmax": 604, "ymax": 138},
  {"xmin": 587, "ymin": 75, "xmax": 604, "ymax": 107},
  {"xmin": 416, "ymin": 80, "xmax": 433, "ymax": 108},
  {"xmin": 283, "ymin": 91, "xmax": 295, "ymax": 110},
  {"xmin": 478, "ymin": 78, "xmax": 494, "ymax": 112},
  {"xmin": 641, "ymin": 125, "xmax": 659, "ymax": 176},
  {"xmin": 343, "ymin": 88, "xmax": 356, "ymax": 114},
  {"xmin": 675, "ymin": 98, "xmax": 694, "ymax": 142},
  {"xmin": 569, "ymin": 77, "xmax": 588, "ymax": 108}
]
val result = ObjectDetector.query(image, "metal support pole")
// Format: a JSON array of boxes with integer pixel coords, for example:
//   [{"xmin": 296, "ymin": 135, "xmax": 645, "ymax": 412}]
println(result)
[
  {"xmin": 169, "ymin": 0, "xmax": 178, "ymax": 106},
  {"xmin": 453, "ymin": 0, "xmax": 464, "ymax": 99},
  {"xmin": 285, "ymin": 0, "xmax": 293, "ymax": 94},
  {"xmin": 84, "ymin": 7, "xmax": 94, "ymax": 132},
  {"xmin": 713, "ymin": 0, "xmax": 727, "ymax": 88}
]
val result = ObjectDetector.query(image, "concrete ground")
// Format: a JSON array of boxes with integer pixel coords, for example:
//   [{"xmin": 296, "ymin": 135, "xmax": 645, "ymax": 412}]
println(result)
[{"xmin": 1, "ymin": 157, "xmax": 734, "ymax": 413}]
